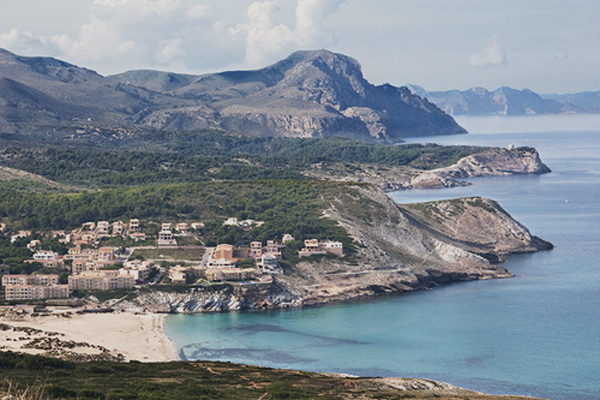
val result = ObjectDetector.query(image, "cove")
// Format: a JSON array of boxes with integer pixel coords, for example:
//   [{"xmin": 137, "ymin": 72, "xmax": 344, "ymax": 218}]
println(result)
[{"xmin": 165, "ymin": 116, "xmax": 600, "ymax": 400}]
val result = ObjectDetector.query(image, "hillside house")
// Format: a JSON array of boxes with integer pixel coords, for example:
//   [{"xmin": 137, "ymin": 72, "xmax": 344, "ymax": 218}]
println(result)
[
  {"xmin": 175, "ymin": 223, "xmax": 189, "ymax": 235},
  {"xmin": 96, "ymin": 221, "xmax": 110, "ymax": 237},
  {"xmin": 129, "ymin": 232, "xmax": 147, "ymax": 242},
  {"xmin": 264, "ymin": 240, "xmax": 282, "ymax": 258},
  {"xmin": 257, "ymin": 254, "xmax": 282, "ymax": 274},
  {"xmin": 157, "ymin": 227, "xmax": 177, "ymax": 247},
  {"xmin": 299, "ymin": 239, "xmax": 343, "ymax": 257},
  {"xmin": 112, "ymin": 221, "xmax": 126, "ymax": 236},
  {"xmin": 27, "ymin": 240, "xmax": 41, "ymax": 251},
  {"xmin": 249, "ymin": 241, "xmax": 263, "ymax": 258},
  {"xmin": 281, "ymin": 233, "xmax": 295, "ymax": 244},
  {"xmin": 128, "ymin": 218, "xmax": 140, "ymax": 233},
  {"xmin": 31, "ymin": 250, "xmax": 64, "ymax": 269}
]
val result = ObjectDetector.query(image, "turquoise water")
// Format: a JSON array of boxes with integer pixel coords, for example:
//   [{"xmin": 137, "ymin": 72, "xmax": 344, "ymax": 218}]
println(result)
[{"xmin": 165, "ymin": 116, "xmax": 600, "ymax": 400}]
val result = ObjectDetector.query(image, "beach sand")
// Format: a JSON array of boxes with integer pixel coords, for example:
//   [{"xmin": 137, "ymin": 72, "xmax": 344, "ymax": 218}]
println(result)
[{"xmin": 0, "ymin": 311, "xmax": 178, "ymax": 362}]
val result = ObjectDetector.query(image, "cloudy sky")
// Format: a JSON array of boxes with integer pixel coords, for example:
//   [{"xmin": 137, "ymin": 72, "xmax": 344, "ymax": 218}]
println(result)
[{"xmin": 0, "ymin": 0, "xmax": 598, "ymax": 93}]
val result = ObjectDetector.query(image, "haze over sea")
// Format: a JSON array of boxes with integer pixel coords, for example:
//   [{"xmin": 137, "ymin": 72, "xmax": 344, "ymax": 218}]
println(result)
[{"xmin": 166, "ymin": 115, "xmax": 600, "ymax": 400}]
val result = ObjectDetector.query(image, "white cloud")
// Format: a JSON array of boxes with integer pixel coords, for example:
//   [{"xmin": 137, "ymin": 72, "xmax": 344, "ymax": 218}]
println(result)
[
  {"xmin": 0, "ymin": 28, "xmax": 53, "ymax": 54},
  {"xmin": 1, "ymin": 0, "xmax": 344, "ymax": 74},
  {"xmin": 154, "ymin": 37, "xmax": 185, "ymax": 64},
  {"xmin": 295, "ymin": 0, "xmax": 343, "ymax": 44},
  {"xmin": 185, "ymin": 4, "xmax": 210, "ymax": 20},
  {"xmin": 237, "ymin": 0, "xmax": 344, "ymax": 66},
  {"xmin": 93, "ymin": 0, "xmax": 182, "ymax": 16},
  {"xmin": 469, "ymin": 35, "xmax": 508, "ymax": 68}
]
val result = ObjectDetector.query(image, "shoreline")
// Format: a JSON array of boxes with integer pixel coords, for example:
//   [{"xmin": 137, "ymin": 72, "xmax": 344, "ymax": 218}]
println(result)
[{"xmin": 0, "ymin": 309, "xmax": 178, "ymax": 362}]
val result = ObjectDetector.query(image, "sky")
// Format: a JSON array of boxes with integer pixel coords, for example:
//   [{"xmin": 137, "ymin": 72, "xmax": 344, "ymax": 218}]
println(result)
[{"xmin": 0, "ymin": 0, "xmax": 598, "ymax": 94}]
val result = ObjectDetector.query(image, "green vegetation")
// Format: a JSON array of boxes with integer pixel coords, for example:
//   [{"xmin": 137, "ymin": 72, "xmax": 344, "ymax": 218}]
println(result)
[
  {"xmin": 0, "ymin": 180, "xmax": 354, "ymax": 250},
  {"xmin": 0, "ymin": 352, "xmax": 537, "ymax": 400},
  {"xmin": 0, "ymin": 130, "xmax": 493, "ymax": 256},
  {"xmin": 0, "ymin": 131, "xmax": 490, "ymax": 188},
  {"xmin": 131, "ymin": 247, "xmax": 205, "ymax": 261}
]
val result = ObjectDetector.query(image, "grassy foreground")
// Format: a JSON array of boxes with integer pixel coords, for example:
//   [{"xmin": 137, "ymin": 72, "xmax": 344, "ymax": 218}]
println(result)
[{"xmin": 0, "ymin": 352, "xmax": 543, "ymax": 400}]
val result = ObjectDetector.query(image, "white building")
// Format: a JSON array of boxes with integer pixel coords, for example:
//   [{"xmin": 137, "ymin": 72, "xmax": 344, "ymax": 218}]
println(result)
[{"xmin": 257, "ymin": 254, "xmax": 282, "ymax": 274}]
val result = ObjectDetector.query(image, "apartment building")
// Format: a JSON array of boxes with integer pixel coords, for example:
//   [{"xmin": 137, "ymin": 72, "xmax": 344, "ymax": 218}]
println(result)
[{"xmin": 68, "ymin": 271, "xmax": 135, "ymax": 291}]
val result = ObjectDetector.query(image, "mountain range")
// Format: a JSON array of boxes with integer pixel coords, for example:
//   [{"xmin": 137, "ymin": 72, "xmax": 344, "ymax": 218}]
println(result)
[
  {"xmin": 407, "ymin": 85, "xmax": 600, "ymax": 115},
  {"xmin": 0, "ymin": 48, "xmax": 465, "ymax": 142}
]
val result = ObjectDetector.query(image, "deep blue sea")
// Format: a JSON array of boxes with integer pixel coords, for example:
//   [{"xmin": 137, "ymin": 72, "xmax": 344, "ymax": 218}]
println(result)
[{"xmin": 166, "ymin": 115, "xmax": 600, "ymax": 400}]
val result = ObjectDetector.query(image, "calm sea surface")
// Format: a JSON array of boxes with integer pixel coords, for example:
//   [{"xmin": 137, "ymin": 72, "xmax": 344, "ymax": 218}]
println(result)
[{"xmin": 166, "ymin": 115, "xmax": 600, "ymax": 400}]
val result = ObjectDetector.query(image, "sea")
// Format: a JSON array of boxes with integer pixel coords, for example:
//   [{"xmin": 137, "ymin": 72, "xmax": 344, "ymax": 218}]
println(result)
[{"xmin": 165, "ymin": 114, "xmax": 600, "ymax": 400}]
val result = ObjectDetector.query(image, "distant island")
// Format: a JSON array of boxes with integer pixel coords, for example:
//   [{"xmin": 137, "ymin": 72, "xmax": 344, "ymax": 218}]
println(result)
[
  {"xmin": 407, "ymin": 84, "xmax": 600, "ymax": 115},
  {"xmin": 0, "ymin": 48, "xmax": 464, "ymax": 142}
]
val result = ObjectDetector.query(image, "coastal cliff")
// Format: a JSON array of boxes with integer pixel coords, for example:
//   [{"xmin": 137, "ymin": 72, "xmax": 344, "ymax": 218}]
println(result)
[
  {"xmin": 304, "ymin": 146, "xmax": 551, "ymax": 191},
  {"xmin": 116, "ymin": 185, "xmax": 551, "ymax": 313}
]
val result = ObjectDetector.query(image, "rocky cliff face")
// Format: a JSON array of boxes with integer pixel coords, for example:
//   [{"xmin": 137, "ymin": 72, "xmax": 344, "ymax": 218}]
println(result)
[
  {"xmin": 117, "ymin": 185, "xmax": 551, "ymax": 313},
  {"xmin": 0, "ymin": 47, "xmax": 465, "ymax": 142},
  {"xmin": 410, "ymin": 146, "xmax": 551, "ymax": 188},
  {"xmin": 125, "ymin": 50, "xmax": 467, "ymax": 141},
  {"xmin": 399, "ymin": 197, "xmax": 553, "ymax": 262},
  {"xmin": 118, "ymin": 281, "xmax": 301, "ymax": 313},
  {"xmin": 304, "ymin": 146, "xmax": 551, "ymax": 191}
]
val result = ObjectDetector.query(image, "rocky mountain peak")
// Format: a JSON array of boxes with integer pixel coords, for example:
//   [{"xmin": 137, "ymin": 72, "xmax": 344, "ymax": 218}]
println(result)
[
  {"xmin": 1, "ymin": 47, "xmax": 466, "ymax": 142},
  {"xmin": 269, "ymin": 50, "xmax": 369, "ymax": 109}
]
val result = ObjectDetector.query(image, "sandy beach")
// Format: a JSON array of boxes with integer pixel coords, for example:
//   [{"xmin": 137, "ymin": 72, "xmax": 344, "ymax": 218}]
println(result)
[{"xmin": 0, "ymin": 310, "xmax": 178, "ymax": 362}]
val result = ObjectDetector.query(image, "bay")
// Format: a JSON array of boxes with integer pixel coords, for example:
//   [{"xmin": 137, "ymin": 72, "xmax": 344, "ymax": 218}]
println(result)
[{"xmin": 165, "ymin": 115, "xmax": 600, "ymax": 400}]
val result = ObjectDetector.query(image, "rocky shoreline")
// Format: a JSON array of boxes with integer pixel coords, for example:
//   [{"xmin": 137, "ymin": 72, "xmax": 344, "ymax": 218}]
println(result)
[
  {"xmin": 304, "ymin": 146, "xmax": 550, "ymax": 191},
  {"xmin": 114, "ymin": 188, "xmax": 552, "ymax": 314}
]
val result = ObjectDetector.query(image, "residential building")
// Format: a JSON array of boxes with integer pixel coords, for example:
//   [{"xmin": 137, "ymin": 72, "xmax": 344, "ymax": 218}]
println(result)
[
  {"xmin": 120, "ymin": 260, "xmax": 153, "ymax": 281},
  {"xmin": 190, "ymin": 222, "xmax": 204, "ymax": 230},
  {"xmin": 31, "ymin": 251, "xmax": 64, "ymax": 269},
  {"xmin": 32, "ymin": 249, "xmax": 54, "ymax": 260},
  {"xmin": 10, "ymin": 230, "xmax": 31, "ymax": 243},
  {"xmin": 282, "ymin": 233, "xmax": 295, "ymax": 244},
  {"xmin": 249, "ymin": 241, "xmax": 263, "ymax": 258},
  {"xmin": 298, "ymin": 239, "xmax": 344, "ymax": 257},
  {"xmin": 321, "ymin": 241, "xmax": 344, "ymax": 256},
  {"xmin": 97, "ymin": 247, "xmax": 116, "ymax": 262},
  {"xmin": 128, "ymin": 218, "xmax": 140, "ymax": 233},
  {"xmin": 2, "ymin": 274, "xmax": 68, "ymax": 300},
  {"xmin": 264, "ymin": 240, "xmax": 282, "ymax": 258},
  {"xmin": 157, "ymin": 228, "xmax": 177, "ymax": 247},
  {"xmin": 205, "ymin": 268, "xmax": 256, "ymax": 282},
  {"xmin": 238, "ymin": 219, "xmax": 263, "ymax": 230},
  {"xmin": 4, "ymin": 284, "xmax": 69, "ymax": 300},
  {"xmin": 129, "ymin": 232, "xmax": 147, "ymax": 242},
  {"xmin": 27, "ymin": 240, "xmax": 41, "ymax": 251},
  {"xmin": 223, "ymin": 217, "xmax": 239, "ymax": 226},
  {"xmin": 68, "ymin": 271, "xmax": 134, "ymax": 291},
  {"xmin": 207, "ymin": 258, "xmax": 236, "ymax": 268},
  {"xmin": 175, "ymin": 223, "xmax": 189, "ymax": 235},
  {"xmin": 112, "ymin": 221, "xmax": 126, "ymax": 236},
  {"xmin": 79, "ymin": 232, "xmax": 99, "ymax": 246},
  {"xmin": 96, "ymin": 221, "xmax": 110, "ymax": 237},
  {"xmin": 168, "ymin": 265, "xmax": 189, "ymax": 285},
  {"xmin": 213, "ymin": 244, "xmax": 234, "ymax": 261},
  {"xmin": 82, "ymin": 222, "xmax": 96, "ymax": 231},
  {"xmin": 300, "ymin": 239, "xmax": 323, "ymax": 253},
  {"xmin": 257, "ymin": 254, "xmax": 282, "ymax": 274},
  {"xmin": 2, "ymin": 274, "xmax": 59, "ymax": 287}
]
